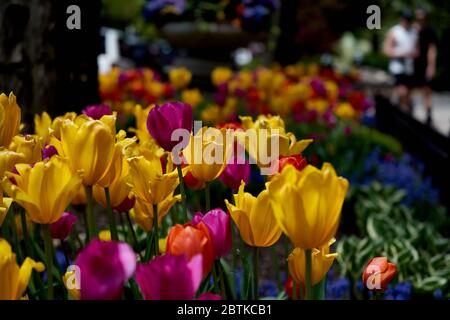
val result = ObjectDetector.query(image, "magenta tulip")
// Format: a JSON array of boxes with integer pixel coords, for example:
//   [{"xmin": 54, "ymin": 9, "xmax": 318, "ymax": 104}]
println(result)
[
  {"xmin": 75, "ymin": 240, "xmax": 136, "ymax": 300},
  {"xmin": 135, "ymin": 254, "xmax": 203, "ymax": 300},
  {"xmin": 197, "ymin": 293, "xmax": 222, "ymax": 300},
  {"xmin": 42, "ymin": 144, "xmax": 58, "ymax": 160},
  {"xmin": 146, "ymin": 101, "xmax": 193, "ymax": 152},
  {"xmin": 192, "ymin": 209, "xmax": 231, "ymax": 259},
  {"xmin": 82, "ymin": 104, "xmax": 112, "ymax": 120},
  {"xmin": 219, "ymin": 153, "xmax": 250, "ymax": 191},
  {"xmin": 49, "ymin": 212, "xmax": 77, "ymax": 240}
]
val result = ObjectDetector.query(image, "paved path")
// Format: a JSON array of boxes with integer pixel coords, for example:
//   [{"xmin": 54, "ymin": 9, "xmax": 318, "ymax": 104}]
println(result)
[{"xmin": 412, "ymin": 91, "xmax": 450, "ymax": 136}]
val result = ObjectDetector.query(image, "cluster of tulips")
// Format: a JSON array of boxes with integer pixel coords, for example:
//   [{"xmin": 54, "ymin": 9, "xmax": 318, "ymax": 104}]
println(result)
[
  {"xmin": 200, "ymin": 65, "xmax": 371, "ymax": 125},
  {"xmin": 0, "ymin": 62, "xmax": 395, "ymax": 300}
]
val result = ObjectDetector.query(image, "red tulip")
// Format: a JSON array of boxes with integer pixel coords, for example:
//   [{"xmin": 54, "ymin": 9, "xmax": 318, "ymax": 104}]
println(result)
[
  {"xmin": 49, "ymin": 212, "xmax": 77, "ymax": 240},
  {"xmin": 166, "ymin": 223, "xmax": 214, "ymax": 278},
  {"xmin": 277, "ymin": 154, "xmax": 307, "ymax": 173}
]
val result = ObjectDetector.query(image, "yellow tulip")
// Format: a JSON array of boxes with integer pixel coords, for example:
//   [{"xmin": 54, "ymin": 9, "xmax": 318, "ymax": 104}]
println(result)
[
  {"xmin": 268, "ymin": 163, "xmax": 349, "ymax": 249},
  {"xmin": 131, "ymin": 194, "xmax": 180, "ymax": 232},
  {"xmin": 211, "ymin": 67, "xmax": 233, "ymax": 86},
  {"xmin": 288, "ymin": 238, "xmax": 338, "ymax": 286},
  {"xmin": 182, "ymin": 89, "xmax": 203, "ymax": 107},
  {"xmin": 127, "ymin": 155, "xmax": 181, "ymax": 205},
  {"xmin": 71, "ymin": 185, "xmax": 86, "ymax": 205},
  {"xmin": 225, "ymin": 181, "xmax": 281, "ymax": 247},
  {"xmin": 183, "ymin": 127, "xmax": 230, "ymax": 183},
  {"xmin": 0, "ymin": 198, "xmax": 13, "ymax": 227},
  {"xmin": 129, "ymin": 105, "xmax": 164, "ymax": 157},
  {"xmin": 1, "ymin": 156, "xmax": 83, "ymax": 224},
  {"xmin": 0, "ymin": 238, "xmax": 45, "ymax": 300},
  {"xmin": 240, "ymin": 114, "xmax": 286, "ymax": 132},
  {"xmin": 0, "ymin": 92, "xmax": 21, "ymax": 147},
  {"xmin": 55, "ymin": 115, "xmax": 116, "ymax": 186},
  {"xmin": 63, "ymin": 270, "xmax": 80, "ymax": 300},
  {"xmin": 0, "ymin": 148, "xmax": 25, "ymax": 208},
  {"xmin": 334, "ymin": 102, "xmax": 356, "ymax": 119},
  {"xmin": 95, "ymin": 130, "xmax": 136, "ymax": 188},
  {"xmin": 99, "ymin": 230, "xmax": 111, "ymax": 241},
  {"xmin": 93, "ymin": 152, "xmax": 133, "ymax": 208},
  {"xmin": 306, "ymin": 98, "xmax": 329, "ymax": 114},
  {"xmin": 48, "ymin": 112, "xmax": 77, "ymax": 140},
  {"xmin": 8, "ymin": 135, "xmax": 43, "ymax": 164},
  {"xmin": 236, "ymin": 116, "xmax": 312, "ymax": 171},
  {"xmin": 34, "ymin": 112, "xmax": 52, "ymax": 143},
  {"xmin": 169, "ymin": 67, "xmax": 192, "ymax": 90}
]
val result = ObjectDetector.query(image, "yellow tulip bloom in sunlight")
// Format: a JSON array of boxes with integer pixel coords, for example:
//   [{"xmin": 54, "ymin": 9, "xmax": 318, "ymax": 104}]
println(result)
[
  {"xmin": 0, "ymin": 238, "xmax": 45, "ymax": 300},
  {"xmin": 127, "ymin": 155, "xmax": 181, "ymax": 205},
  {"xmin": 1, "ymin": 156, "xmax": 83, "ymax": 224},
  {"xmin": 225, "ymin": 181, "xmax": 281, "ymax": 247},
  {"xmin": 34, "ymin": 112, "xmax": 52, "ymax": 143},
  {"xmin": 183, "ymin": 127, "xmax": 231, "ymax": 183},
  {"xmin": 0, "ymin": 92, "xmax": 21, "ymax": 148},
  {"xmin": 131, "ymin": 194, "xmax": 180, "ymax": 232},
  {"xmin": 288, "ymin": 238, "xmax": 338, "ymax": 286},
  {"xmin": 54, "ymin": 114, "xmax": 116, "ymax": 186},
  {"xmin": 268, "ymin": 163, "xmax": 349, "ymax": 249}
]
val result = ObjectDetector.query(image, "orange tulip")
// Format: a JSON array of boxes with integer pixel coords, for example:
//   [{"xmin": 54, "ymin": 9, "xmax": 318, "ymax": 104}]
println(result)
[
  {"xmin": 362, "ymin": 257, "xmax": 398, "ymax": 291},
  {"xmin": 166, "ymin": 223, "xmax": 214, "ymax": 278}
]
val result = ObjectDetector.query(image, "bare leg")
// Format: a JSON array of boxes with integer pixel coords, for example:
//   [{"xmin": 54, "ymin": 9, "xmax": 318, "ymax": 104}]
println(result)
[
  {"xmin": 397, "ymin": 85, "xmax": 411, "ymax": 112},
  {"xmin": 423, "ymin": 86, "xmax": 433, "ymax": 124}
]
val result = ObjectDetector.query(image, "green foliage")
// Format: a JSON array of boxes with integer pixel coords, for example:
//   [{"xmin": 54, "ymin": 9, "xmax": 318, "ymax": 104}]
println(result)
[{"xmin": 337, "ymin": 182, "xmax": 450, "ymax": 297}]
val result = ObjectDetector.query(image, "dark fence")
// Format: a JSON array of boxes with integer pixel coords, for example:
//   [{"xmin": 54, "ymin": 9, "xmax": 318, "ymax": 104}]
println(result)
[{"xmin": 375, "ymin": 95, "xmax": 450, "ymax": 209}]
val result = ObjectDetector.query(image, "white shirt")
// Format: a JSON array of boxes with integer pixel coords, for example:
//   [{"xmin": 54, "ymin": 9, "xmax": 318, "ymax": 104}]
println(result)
[{"xmin": 388, "ymin": 24, "xmax": 418, "ymax": 75}]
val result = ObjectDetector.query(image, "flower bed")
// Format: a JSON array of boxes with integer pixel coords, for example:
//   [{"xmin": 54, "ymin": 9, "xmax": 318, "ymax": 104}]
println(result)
[{"xmin": 0, "ymin": 62, "xmax": 448, "ymax": 300}]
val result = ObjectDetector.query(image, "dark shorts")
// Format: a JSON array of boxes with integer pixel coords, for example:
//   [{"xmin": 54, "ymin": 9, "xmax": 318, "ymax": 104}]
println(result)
[{"xmin": 394, "ymin": 74, "xmax": 414, "ymax": 87}]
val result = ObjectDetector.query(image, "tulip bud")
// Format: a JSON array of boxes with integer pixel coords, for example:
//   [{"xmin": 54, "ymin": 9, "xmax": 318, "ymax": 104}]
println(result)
[
  {"xmin": 49, "ymin": 212, "xmax": 77, "ymax": 240},
  {"xmin": 146, "ymin": 102, "xmax": 193, "ymax": 152},
  {"xmin": 362, "ymin": 257, "xmax": 398, "ymax": 292}
]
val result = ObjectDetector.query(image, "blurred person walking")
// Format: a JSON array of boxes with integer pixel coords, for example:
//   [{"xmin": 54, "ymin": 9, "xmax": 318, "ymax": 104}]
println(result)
[
  {"xmin": 413, "ymin": 8, "xmax": 438, "ymax": 125},
  {"xmin": 383, "ymin": 10, "xmax": 418, "ymax": 112}
]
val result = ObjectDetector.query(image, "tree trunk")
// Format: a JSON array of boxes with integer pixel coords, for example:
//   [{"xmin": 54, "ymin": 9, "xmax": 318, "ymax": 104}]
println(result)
[{"xmin": 0, "ymin": 0, "xmax": 101, "ymax": 131}]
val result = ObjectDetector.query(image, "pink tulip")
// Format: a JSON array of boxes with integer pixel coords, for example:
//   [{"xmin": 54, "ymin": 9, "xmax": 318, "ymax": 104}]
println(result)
[
  {"xmin": 49, "ymin": 212, "xmax": 77, "ymax": 240},
  {"xmin": 146, "ymin": 101, "xmax": 193, "ymax": 152},
  {"xmin": 75, "ymin": 240, "xmax": 136, "ymax": 300},
  {"xmin": 219, "ymin": 152, "xmax": 250, "ymax": 191},
  {"xmin": 135, "ymin": 254, "xmax": 203, "ymax": 300},
  {"xmin": 192, "ymin": 209, "xmax": 231, "ymax": 259}
]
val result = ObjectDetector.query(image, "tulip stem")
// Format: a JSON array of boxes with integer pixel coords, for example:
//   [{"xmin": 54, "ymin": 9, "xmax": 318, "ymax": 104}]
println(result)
[
  {"xmin": 305, "ymin": 249, "xmax": 312, "ymax": 300},
  {"xmin": 205, "ymin": 182, "xmax": 211, "ymax": 212},
  {"xmin": 125, "ymin": 212, "xmax": 143, "ymax": 260},
  {"xmin": 105, "ymin": 187, "xmax": 119, "ymax": 241},
  {"xmin": 153, "ymin": 205, "xmax": 159, "ymax": 256},
  {"xmin": 9, "ymin": 207, "xmax": 23, "ymax": 263},
  {"xmin": 42, "ymin": 224, "xmax": 54, "ymax": 300},
  {"xmin": 253, "ymin": 247, "xmax": 259, "ymax": 300},
  {"xmin": 144, "ymin": 231, "xmax": 153, "ymax": 262},
  {"xmin": 176, "ymin": 165, "xmax": 188, "ymax": 221},
  {"xmin": 85, "ymin": 186, "xmax": 97, "ymax": 242}
]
